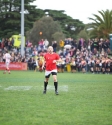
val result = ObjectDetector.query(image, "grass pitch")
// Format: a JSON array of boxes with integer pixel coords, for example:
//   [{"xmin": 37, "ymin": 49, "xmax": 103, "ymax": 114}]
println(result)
[{"xmin": 0, "ymin": 71, "xmax": 112, "ymax": 125}]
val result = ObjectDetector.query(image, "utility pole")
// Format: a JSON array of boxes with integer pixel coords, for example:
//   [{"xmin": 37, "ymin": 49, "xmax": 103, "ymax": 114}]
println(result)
[{"xmin": 21, "ymin": 0, "xmax": 24, "ymax": 57}]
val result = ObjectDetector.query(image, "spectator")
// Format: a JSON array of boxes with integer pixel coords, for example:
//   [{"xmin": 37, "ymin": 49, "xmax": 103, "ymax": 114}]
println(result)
[
  {"xmin": 38, "ymin": 39, "xmax": 44, "ymax": 51},
  {"xmin": 52, "ymin": 41, "xmax": 57, "ymax": 52},
  {"xmin": 78, "ymin": 38, "xmax": 86, "ymax": 51},
  {"xmin": 44, "ymin": 39, "xmax": 49, "ymax": 49}
]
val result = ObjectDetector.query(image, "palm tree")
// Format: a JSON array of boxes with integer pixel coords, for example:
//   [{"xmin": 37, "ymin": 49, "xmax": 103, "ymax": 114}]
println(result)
[{"xmin": 86, "ymin": 9, "xmax": 112, "ymax": 38}]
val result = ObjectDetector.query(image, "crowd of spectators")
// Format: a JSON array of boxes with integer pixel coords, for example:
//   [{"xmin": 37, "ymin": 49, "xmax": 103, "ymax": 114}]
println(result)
[
  {"xmin": 0, "ymin": 37, "xmax": 112, "ymax": 74},
  {"xmin": 57, "ymin": 38, "xmax": 112, "ymax": 74}
]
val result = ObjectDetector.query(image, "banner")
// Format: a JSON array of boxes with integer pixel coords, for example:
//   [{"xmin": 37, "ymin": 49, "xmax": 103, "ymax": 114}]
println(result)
[{"xmin": 0, "ymin": 62, "xmax": 27, "ymax": 70}]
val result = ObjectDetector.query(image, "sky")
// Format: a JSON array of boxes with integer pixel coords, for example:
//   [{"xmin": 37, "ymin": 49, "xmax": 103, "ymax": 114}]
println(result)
[{"xmin": 32, "ymin": 0, "xmax": 112, "ymax": 24}]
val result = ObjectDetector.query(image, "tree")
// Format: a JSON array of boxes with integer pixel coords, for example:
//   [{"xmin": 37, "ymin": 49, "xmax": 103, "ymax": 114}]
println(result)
[
  {"xmin": 0, "ymin": 1, "xmax": 85, "ymax": 42},
  {"xmin": 43, "ymin": 9, "xmax": 85, "ymax": 39},
  {"xmin": 86, "ymin": 9, "xmax": 112, "ymax": 38},
  {"xmin": 28, "ymin": 16, "xmax": 63, "ymax": 45},
  {"xmin": 52, "ymin": 32, "xmax": 65, "ymax": 42},
  {"xmin": 0, "ymin": 0, "xmax": 44, "ymax": 38},
  {"xmin": 77, "ymin": 29, "xmax": 89, "ymax": 41}
]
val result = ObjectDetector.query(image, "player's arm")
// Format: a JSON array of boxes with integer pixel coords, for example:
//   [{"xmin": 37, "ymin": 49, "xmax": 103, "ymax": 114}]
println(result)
[
  {"xmin": 42, "ymin": 57, "xmax": 46, "ymax": 70},
  {"xmin": 57, "ymin": 58, "xmax": 62, "ymax": 63},
  {"xmin": 53, "ymin": 57, "xmax": 62, "ymax": 63}
]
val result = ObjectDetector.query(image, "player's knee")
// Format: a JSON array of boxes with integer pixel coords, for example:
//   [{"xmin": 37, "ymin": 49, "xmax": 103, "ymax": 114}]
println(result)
[
  {"xmin": 53, "ymin": 78, "xmax": 57, "ymax": 82},
  {"xmin": 45, "ymin": 78, "xmax": 49, "ymax": 82}
]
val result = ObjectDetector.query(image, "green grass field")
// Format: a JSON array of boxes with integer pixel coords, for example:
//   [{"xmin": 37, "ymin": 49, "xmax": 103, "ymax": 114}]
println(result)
[{"xmin": 0, "ymin": 71, "xmax": 112, "ymax": 125}]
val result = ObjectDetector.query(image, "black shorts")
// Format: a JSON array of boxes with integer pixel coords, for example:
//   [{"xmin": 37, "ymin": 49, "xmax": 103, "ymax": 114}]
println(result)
[
  {"xmin": 96, "ymin": 64, "xmax": 100, "ymax": 67},
  {"xmin": 102, "ymin": 63, "xmax": 105, "ymax": 68},
  {"xmin": 71, "ymin": 65, "xmax": 76, "ymax": 70},
  {"xmin": 45, "ymin": 72, "xmax": 57, "ymax": 78}
]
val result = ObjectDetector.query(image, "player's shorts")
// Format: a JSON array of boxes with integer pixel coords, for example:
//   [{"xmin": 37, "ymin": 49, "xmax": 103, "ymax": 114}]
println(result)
[
  {"xmin": 105, "ymin": 64, "xmax": 110, "ymax": 69},
  {"xmin": 45, "ymin": 69, "xmax": 57, "ymax": 78},
  {"xmin": 96, "ymin": 64, "xmax": 100, "ymax": 67},
  {"xmin": 102, "ymin": 63, "xmax": 105, "ymax": 68}
]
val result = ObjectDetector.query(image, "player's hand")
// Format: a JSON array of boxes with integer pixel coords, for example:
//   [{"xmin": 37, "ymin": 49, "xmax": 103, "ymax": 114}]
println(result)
[
  {"xmin": 53, "ymin": 60, "xmax": 56, "ymax": 63},
  {"xmin": 42, "ymin": 65, "xmax": 44, "ymax": 70}
]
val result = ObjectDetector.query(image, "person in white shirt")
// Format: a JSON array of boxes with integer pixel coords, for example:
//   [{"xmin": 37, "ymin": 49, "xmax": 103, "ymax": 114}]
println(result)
[
  {"xmin": 44, "ymin": 39, "xmax": 49, "ymax": 49},
  {"xmin": 3, "ymin": 50, "xmax": 12, "ymax": 74}
]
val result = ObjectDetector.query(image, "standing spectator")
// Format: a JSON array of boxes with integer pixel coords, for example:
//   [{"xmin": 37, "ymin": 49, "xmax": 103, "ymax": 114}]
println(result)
[
  {"xmin": 59, "ymin": 40, "xmax": 64, "ymax": 50},
  {"xmin": 71, "ymin": 39, "xmax": 77, "ymax": 49},
  {"xmin": 92, "ymin": 38, "xmax": 99, "ymax": 54},
  {"xmin": 78, "ymin": 38, "xmax": 86, "ymax": 51},
  {"xmin": 52, "ymin": 41, "xmax": 57, "ymax": 52},
  {"xmin": 87, "ymin": 40, "xmax": 91, "ymax": 52},
  {"xmin": 11, "ymin": 37, "xmax": 14, "ymax": 47},
  {"xmin": 4, "ymin": 38, "xmax": 8, "ymax": 49},
  {"xmin": 28, "ymin": 57, "xmax": 33, "ymax": 70},
  {"xmin": 8, "ymin": 38, "xmax": 12, "ymax": 51},
  {"xmin": 99, "ymin": 38, "xmax": 103, "ymax": 52},
  {"xmin": 38, "ymin": 39, "xmax": 44, "ymax": 51},
  {"xmin": 64, "ymin": 38, "xmax": 70, "ymax": 45},
  {"xmin": 44, "ymin": 39, "xmax": 49, "ymax": 49},
  {"xmin": 102, "ymin": 39, "xmax": 110, "ymax": 53}
]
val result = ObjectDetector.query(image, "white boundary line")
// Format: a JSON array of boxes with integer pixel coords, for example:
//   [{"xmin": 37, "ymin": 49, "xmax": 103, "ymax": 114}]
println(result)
[
  {"xmin": 4, "ymin": 86, "xmax": 32, "ymax": 91},
  {"xmin": 43, "ymin": 85, "xmax": 68, "ymax": 92},
  {"xmin": 3, "ymin": 85, "xmax": 68, "ymax": 91}
]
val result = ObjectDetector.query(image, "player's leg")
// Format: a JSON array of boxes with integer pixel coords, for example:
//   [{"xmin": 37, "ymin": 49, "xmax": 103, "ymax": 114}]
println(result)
[
  {"xmin": 3, "ymin": 62, "xmax": 8, "ymax": 74},
  {"xmin": 43, "ymin": 71, "xmax": 50, "ymax": 94},
  {"xmin": 7, "ymin": 62, "xmax": 10, "ymax": 74},
  {"xmin": 52, "ymin": 72, "xmax": 59, "ymax": 95},
  {"xmin": 43, "ymin": 77, "xmax": 49, "ymax": 94}
]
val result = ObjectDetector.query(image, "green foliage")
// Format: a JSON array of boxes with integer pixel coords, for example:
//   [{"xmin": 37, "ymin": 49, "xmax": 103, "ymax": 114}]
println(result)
[
  {"xmin": 86, "ymin": 9, "xmax": 112, "ymax": 39},
  {"xmin": 29, "ymin": 16, "xmax": 63, "ymax": 45},
  {"xmin": 52, "ymin": 31, "xmax": 65, "ymax": 42},
  {"xmin": 0, "ymin": 1, "xmax": 85, "ymax": 41},
  {"xmin": 77, "ymin": 29, "xmax": 89, "ymax": 41},
  {"xmin": 0, "ymin": 0, "xmax": 43, "ymax": 38},
  {"xmin": 44, "ymin": 9, "xmax": 85, "ymax": 39},
  {"xmin": 0, "ymin": 71, "xmax": 112, "ymax": 125}
]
